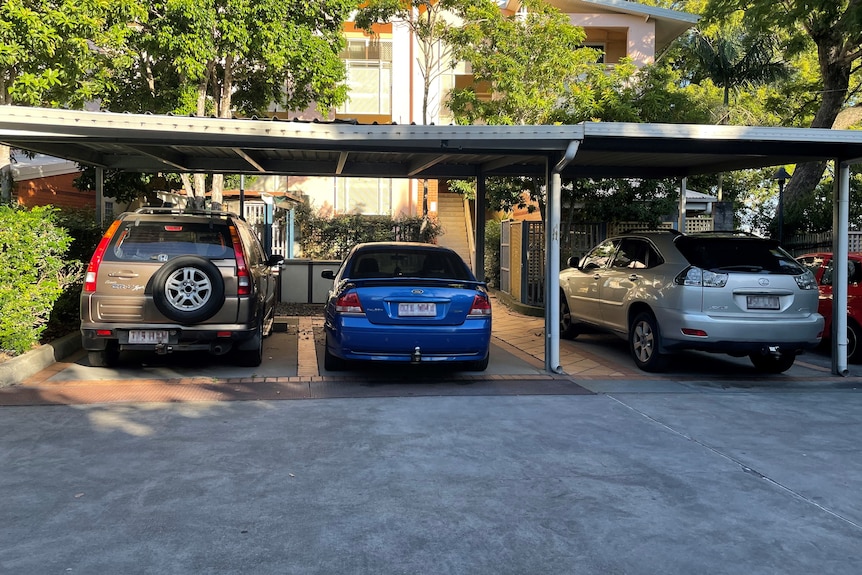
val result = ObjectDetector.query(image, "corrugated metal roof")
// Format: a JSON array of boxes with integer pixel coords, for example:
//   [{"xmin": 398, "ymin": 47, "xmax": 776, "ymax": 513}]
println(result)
[{"xmin": 2, "ymin": 106, "xmax": 862, "ymax": 181}]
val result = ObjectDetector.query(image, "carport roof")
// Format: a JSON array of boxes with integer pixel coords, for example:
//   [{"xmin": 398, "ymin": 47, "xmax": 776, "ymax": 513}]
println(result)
[{"xmin": 3, "ymin": 106, "xmax": 862, "ymax": 181}]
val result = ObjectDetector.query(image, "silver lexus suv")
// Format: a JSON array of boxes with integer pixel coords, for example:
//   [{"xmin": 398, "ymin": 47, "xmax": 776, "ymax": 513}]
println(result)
[
  {"xmin": 80, "ymin": 207, "xmax": 284, "ymax": 367},
  {"xmin": 559, "ymin": 230, "xmax": 824, "ymax": 373}
]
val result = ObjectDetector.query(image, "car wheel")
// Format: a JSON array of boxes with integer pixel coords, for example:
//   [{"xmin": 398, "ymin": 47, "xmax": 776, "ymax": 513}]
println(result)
[
  {"xmin": 848, "ymin": 320, "xmax": 862, "ymax": 364},
  {"xmin": 152, "ymin": 256, "xmax": 225, "ymax": 324},
  {"xmin": 629, "ymin": 311, "xmax": 666, "ymax": 372},
  {"xmin": 323, "ymin": 345, "xmax": 345, "ymax": 371},
  {"xmin": 749, "ymin": 351, "xmax": 796, "ymax": 373},
  {"xmin": 88, "ymin": 343, "xmax": 119, "ymax": 368},
  {"xmin": 466, "ymin": 353, "xmax": 490, "ymax": 372},
  {"xmin": 235, "ymin": 319, "xmax": 263, "ymax": 367},
  {"xmin": 560, "ymin": 292, "xmax": 580, "ymax": 340}
]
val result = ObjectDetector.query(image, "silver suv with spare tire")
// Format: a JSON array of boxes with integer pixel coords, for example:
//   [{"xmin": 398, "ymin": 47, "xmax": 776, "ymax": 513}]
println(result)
[{"xmin": 80, "ymin": 207, "xmax": 284, "ymax": 367}]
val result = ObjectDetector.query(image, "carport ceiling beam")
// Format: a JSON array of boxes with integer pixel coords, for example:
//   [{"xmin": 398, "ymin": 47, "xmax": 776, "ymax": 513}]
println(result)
[
  {"xmin": 481, "ymin": 155, "xmax": 540, "ymax": 173},
  {"xmin": 336, "ymin": 151, "xmax": 348, "ymax": 174},
  {"xmin": 232, "ymin": 148, "xmax": 267, "ymax": 172},
  {"xmin": 408, "ymin": 154, "xmax": 447, "ymax": 177},
  {"xmin": 125, "ymin": 145, "xmax": 190, "ymax": 171},
  {"xmin": 2, "ymin": 142, "xmax": 109, "ymax": 169}
]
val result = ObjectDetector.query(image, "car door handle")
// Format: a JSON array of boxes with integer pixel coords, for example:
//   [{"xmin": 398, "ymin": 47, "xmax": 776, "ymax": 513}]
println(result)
[
  {"xmin": 593, "ymin": 273, "xmax": 601, "ymax": 280},
  {"xmin": 628, "ymin": 274, "xmax": 639, "ymax": 281},
  {"xmin": 107, "ymin": 271, "xmax": 139, "ymax": 278}
]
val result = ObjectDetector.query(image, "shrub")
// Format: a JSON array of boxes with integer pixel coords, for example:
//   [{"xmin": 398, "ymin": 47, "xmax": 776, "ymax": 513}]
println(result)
[
  {"xmin": 484, "ymin": 219, "xmax": 502, "ymax": 287},
  {"xmin": 296, "ymin": 202, "xmax": 442, "ymax": 260},
  {"xmin": 0, "ymin": 205, "xmax": 76, "ymax": 355}
]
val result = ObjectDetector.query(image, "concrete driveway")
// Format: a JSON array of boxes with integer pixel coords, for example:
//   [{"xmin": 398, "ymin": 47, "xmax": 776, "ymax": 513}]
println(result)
[{"xmin": 2, "ymin": 302, "xmax": 861, "ymax": 574}]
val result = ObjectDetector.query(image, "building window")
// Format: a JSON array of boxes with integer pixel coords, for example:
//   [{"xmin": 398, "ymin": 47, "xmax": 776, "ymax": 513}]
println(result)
[
  {"xmin": 335, "ymin": 178, "xmax": 393, "ymax": 215},
  {"xmin": 338, "ymin": 39, "xmax": 393, "ymax": 115},
  {"xmin": 583, "ymin": 43, "xmax": 606, "ymax": 64}
]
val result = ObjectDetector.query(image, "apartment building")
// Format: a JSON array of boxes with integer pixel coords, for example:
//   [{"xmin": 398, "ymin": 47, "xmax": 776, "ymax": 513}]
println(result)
[{"xmin": 273, "ymin": 0, "xmax": 698, "ymax": 227}]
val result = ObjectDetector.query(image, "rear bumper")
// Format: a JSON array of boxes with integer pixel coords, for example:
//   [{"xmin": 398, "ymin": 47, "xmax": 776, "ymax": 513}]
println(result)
[
  {"xmin": 80, "ymin": 323, "xmax": 258, "ymax": 352},
  {"xmin": 325, "ymin": 318, "xmax": 491, "ymax": 363},
  {"xmin": 655, "ymin": 309, "xmax": 824, "ymax": 354}
]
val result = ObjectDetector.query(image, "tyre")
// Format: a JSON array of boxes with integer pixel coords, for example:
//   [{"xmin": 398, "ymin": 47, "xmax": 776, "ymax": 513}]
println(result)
[
  {"xmin": 323, "ymin": 345, "xmax": 345, "ymax": 371},
  {"xmin": 848, "ymin": 320, "xmax": 862, "ymax": 364},
  {"xmin": 152, "ymin": 256, "xmax": 225, "ymax": 324},
  {"xmin": 88, "ymin": 343, "xmax": 119, "ymax": 367},
  {"xmin": 235, "ymin": 319, "xmax": 263, "ymax": 367},
  {"xmin": 466, "ymin": 353, "xmax": 490, "ymax": 372},
  {"xmin": 560, "ymin": 292, "xmax": 580, "ymax": 340},
  {"xmin": 629, "ymin": 311, "xmax": 666, "ymax": 372},
  {"xmin": 749, "ymin": 351, "xmax": 796, "ymax": 373}
]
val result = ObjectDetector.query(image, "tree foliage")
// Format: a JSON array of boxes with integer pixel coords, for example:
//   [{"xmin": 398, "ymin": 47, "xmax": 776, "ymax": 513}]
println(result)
[
  {"xmin": 681, "ymin": 27, "xmax": 790, "ymax": 112},
  {"xmin": 355, "ymin": 0, "xmax": 464, "ymax": 124},
  {"xmin": 704, "ymin": 0, "xmax": 862, "ymax": 235},
  {"xmin": 109, "ymin": 0, "xmax": 356, "ymax": 206},
  {"xmin": 0, "ymin": 0, "xmax": 144, "ymax": 201},
  {"xmin": 0, "ymin": 205, "xmax": 75, "ymax": 355},
  {"xmin": 445, "ymin": 0, "xmax": 597, "ymax": 125},
  {"xmin": 0, "ymin": 0, "xmax": 143, "ymax": 107}
]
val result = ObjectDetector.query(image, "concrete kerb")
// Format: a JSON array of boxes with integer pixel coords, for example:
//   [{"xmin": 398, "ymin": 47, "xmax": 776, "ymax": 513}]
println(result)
[{"xmin": 0, "ymin": 332, "xmax": 81, "ymax": 388}]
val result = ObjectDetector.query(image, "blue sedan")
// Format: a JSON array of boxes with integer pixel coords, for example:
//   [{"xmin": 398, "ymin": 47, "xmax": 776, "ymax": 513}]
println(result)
[{"xmin": 321, "ymin": 242, "xmax": 492, "ymax": 371}]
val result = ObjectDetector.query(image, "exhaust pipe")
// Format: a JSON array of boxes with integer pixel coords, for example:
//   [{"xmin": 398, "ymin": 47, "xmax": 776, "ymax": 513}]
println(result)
[{"xmin": 211, "ymin": 341, "xmax": 232, "ymax": 355}]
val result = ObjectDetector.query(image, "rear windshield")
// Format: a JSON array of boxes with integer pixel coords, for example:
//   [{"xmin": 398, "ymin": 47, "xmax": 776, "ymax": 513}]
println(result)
[
  {"xmin": 105, "ymin": 221, "xmax": 234, "ymax": 262},
  {"xmin": 350, "ymin": 249, "xmax": 473, "ymax": 280},
  {"xmin": 675, "ymin": 237, "xmax": 807, "ymax": 274}
]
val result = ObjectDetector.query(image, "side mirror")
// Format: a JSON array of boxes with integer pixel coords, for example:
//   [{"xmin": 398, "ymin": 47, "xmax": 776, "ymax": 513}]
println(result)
[
  {"xmin": 268, "ymin": 254, "xmax": 284, "ymax": 266},
  {"xmin": 321, "ymin": 270, "xmax": 335, "ymax": 280},
  {"xmin": 566, "ymin": 256, "xmax": 579, "ymax": 268}
]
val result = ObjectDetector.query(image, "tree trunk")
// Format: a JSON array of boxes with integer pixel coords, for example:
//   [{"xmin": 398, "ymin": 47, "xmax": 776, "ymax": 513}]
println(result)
[
  {"xmin": 209, "ymin": 56, "xmax": 235, "ymax": 210},
  {"xmin": 780, "ymin": 44, "xmax": 852, "ymax": 234}
]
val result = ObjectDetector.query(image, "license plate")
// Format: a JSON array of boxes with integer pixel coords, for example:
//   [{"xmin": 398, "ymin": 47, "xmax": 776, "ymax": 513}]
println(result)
[
  {"xmin": 398, "ymin": 302, "xmax": 436, "ymax": 317},
  {"xmin": 129, "ymin": 329, "xmax": 170, "ymax": 344},
  {"xmin": 747, "ymin": 295, "xmax": 780, "ymax": 310}
]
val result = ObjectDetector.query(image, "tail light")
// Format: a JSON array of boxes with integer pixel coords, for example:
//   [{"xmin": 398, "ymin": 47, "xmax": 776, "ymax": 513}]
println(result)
[
  {"xmin": 335, "ymin": 292, "xmax": 364, "ymax": 314},
  {"xmin": 228, "ymin": 225, "xmax": 251, "ymax": 295},
  {"xmin": 83, "ymin": 220, "xmax": 122, "ymax": 292},
  {"xmin": 467, "ymin": 294, "xmax": 492, "ymax": 317},
  {"xmin": 674, "ymin": 266, "xmax": 728, "ymax": 288}
]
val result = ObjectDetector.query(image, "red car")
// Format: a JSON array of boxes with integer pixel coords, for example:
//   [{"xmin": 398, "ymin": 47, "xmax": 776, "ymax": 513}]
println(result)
[{"xmin": 796, "ymin": 252, "xmax": 862, "ymax": 363}]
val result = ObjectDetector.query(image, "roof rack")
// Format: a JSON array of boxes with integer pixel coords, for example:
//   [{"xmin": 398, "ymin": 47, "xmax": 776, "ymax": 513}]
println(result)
[
  {"xmin": 619, "ymin": 228, "xmax": 683, "ymax": 236},
  {"xmin": 134, "ymin": 206, "xmax": 238, "ymax": 217},
  {"xmin": 687, "ymin": 230, "xmax": 763, "ymax": 238}
]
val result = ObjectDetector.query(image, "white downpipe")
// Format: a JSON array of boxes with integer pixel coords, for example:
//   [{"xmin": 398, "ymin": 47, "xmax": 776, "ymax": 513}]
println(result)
[
  {"xmin": 546, "ymin": 141, "xmax": 580, "ymax": 373},
  {"xmin": 832, "ymin": 161, "xmax": 850, "ymax": 376},
  {"xmin": 678, "ymin": 177, "xmax": 687, "ymax": 232}
]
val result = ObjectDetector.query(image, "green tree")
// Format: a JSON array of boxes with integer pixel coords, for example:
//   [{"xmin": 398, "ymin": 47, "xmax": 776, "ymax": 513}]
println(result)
[
  {"xmin": 0, "ymin": 0, "xmax": 144, "ymax": 201},
  {"xmin": 355, "ymin": 0, "xmax": 463, "ymax": 124},
  {"xmin": 704, "ymin": 0, "xmax": 862, "ymax": 235},
  {"xmin": 110, "ymin": 0, "xmax": 355, "ymax": 206},
  {"xmin": 681, "ymin": 26, "xmax": 790, "ymax": 122},
  {"xmin": 443, "ymin": 0, "xmax": 713, "ymax": 226},
  {"xmin": 445, "ymin": 0, "xmax": 600, "ymax": 125}
]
